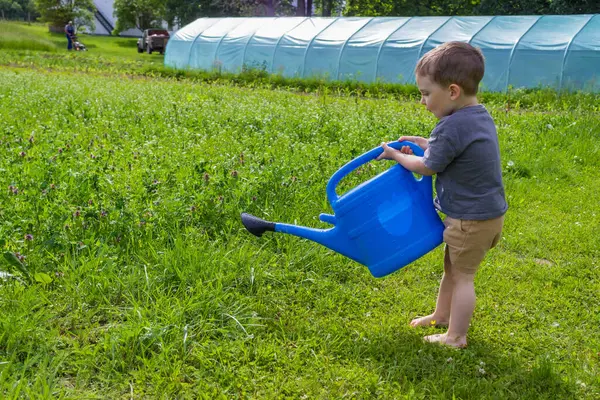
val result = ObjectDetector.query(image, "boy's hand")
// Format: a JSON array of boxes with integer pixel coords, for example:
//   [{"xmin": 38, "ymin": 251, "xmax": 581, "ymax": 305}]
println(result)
[
  {"xmin": 375, "ymin": 141, "xmax": 435, "ymax": 176},
  {"xmin": 376, "ymin": 142, "xmax": 399, "ymax": 161},
  {"xmin": 398, "ymin": 136, "xmax": 429, "ymax": 151},
  {"xmin": 400, "ymin": 145, "xmax": 414, "ymax": 155}
]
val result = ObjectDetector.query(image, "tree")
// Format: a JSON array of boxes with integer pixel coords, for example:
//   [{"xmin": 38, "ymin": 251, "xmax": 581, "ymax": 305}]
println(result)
[
  {"xmin": 164, "ymin": 0, "xmax": 202, "ymax": 28},
  {"xmin": 0, "ymin": 0, "xmax": 13, "ymax": 19},
  {"xmin": 19, "ymin": 0, "xmax": 36, "ymax": 21},
  {"xmin": 113, "ymin": 0, "xmax": 165, "ymax": 32},
  {"xmin": 551, "ymin": 0, "xmax": 600, "ymax": 14},
  {"xmin": 314, "ymin": 0, "xmax": 343, "ymax": 16},
  {"xmin": 476, "ymin": 0, "xmax": 600, "ymax": 15},
  {"xmin": 34, "ymin": 0, "xmax": 95, "ymax": 31},
  {"xmin": 163, "ymin": 0, "xmax": 296, "ymax": 26},
  {"xmin": 343, "ymin": 0, "xmax": 600, "ymax": 17},
  {"xmin": 0, "ymin": 0, "xmax": 28, "ymax": 19},
  {"xmin": 296, "ymin": 0, "xmax": 313, "ymax": 16},
  {"xmin": 233, "ymin": 0, "xmax": 295, "ymax": 16}
]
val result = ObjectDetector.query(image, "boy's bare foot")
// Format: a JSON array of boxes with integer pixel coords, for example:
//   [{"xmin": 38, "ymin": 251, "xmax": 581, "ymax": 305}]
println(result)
[
  {"xmin": 423, "ymin": 333, "xmax": 467, "ymax": 349},
  {"xmin": 410, "ymin": 314, "xmax": 449, "ymax": 328}
]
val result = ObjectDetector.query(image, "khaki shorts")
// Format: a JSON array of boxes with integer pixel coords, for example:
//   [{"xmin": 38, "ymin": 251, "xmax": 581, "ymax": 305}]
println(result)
[{"xmin": 443, "ymin": 215, "xmax": 504, "ymax": 275}]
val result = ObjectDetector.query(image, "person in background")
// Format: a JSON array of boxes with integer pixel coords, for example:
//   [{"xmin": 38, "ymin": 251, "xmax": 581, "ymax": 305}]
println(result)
[{"xmin": 65, "ymin": 21, "xmax": 75, "ymax": 51}]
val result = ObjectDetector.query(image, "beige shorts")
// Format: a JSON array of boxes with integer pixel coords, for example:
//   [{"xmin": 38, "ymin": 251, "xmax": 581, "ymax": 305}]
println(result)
[{"xmin": 443, "ymin": 215, "xmax": 504, "ymax": 275}]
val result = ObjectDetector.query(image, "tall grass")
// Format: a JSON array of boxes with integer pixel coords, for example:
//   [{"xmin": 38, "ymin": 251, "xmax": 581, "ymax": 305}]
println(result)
[
  {"xmin": 0, "ymin": 68, "xmax": 598, "ymax": 398},
  {"xmin": 0, "ymin": 22, "xmax": 60, "ymax": 52},
  {"xmin": 1, "ymin": 22, "xmax": 599, "ymax": 111}
]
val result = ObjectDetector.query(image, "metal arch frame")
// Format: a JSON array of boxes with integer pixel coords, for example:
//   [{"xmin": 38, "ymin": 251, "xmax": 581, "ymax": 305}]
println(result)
[
  {"xmin": 270, "ymin": 18, "xmax": 308, "ymax": 74},
  {"xmin": 213, "ymin": 18, "xmax": 251, "ymax": 71},
  {"xmin": 335, "ymin": 17, "xmax": 374, "ymax": 81},
  {"xmin": 559, "ymin": 15, "xmax": 595, "ymax": 91},
  {"xmin": 467, "ymin": 15, "xmax": 497, "ymax": 45},
  {"xmin": 240, "ymin": 18, "xmax": 278, "ymax": 72},
  {"xmin": 185, "ymin": 18, "xmax": 221, "ymax": 69},
  {"xmin": 416, "ymin": 16, "xmax": 452, "ymax": 61},
  {"xmin": 466, "ymin": 16, "xmax": 497, "ymax": 91},
  {"xmin": 373, "ymin": 17, "xmax": 413, "ymax": 82},
  {"xmin": 300, "ymin": 17, "xmax": 339, "ymax": 78},
  {"xmin": 505, "ymin": 16, "xmax": 543, "ymax": 92}
]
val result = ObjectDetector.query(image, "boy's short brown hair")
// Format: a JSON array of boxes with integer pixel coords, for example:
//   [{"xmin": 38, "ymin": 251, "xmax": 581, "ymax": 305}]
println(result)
[{"xmin": 415, "ymin": 41, "xmax": 485, "ymax": 95}]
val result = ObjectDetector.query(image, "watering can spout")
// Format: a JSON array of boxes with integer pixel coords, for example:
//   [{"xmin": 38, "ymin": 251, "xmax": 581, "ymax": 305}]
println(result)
[
  {"xmin": 241, "ymin": 213, "xmax": 361, "ymax": 262},
  {"xmin": 240, "ymin": 213, "xmax": 275, "ymax": 237}
]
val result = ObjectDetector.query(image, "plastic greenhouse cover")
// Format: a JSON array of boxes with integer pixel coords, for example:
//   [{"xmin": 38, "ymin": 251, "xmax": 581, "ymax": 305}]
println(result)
[
  {"xmin": 165, "ymin": 15, "xmax": 600, "ymax": 92},
  {"xmin": 563, "ymin": 15, "xmax": 600, "ymax": 91},
  {"xmin": 273, "ymin": 18, "xmax": 336, "ymax": 77},
  {"xmin": 166, "ymin": 18, "xmax": 220, "ymax": 69},
  {"xmin": 338, "ymin": 17, "xmax": 411, "ymax": 82},
  {"xmin": 244, "ymin": 17, "xmax": 307, "ymax": 71}
]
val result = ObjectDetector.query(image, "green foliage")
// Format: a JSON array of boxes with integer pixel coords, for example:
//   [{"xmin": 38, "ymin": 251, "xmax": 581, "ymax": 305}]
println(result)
[
  {"xmin": 113, "ymin": 0, "xmax": 165, "ymax": 32},
  {"xmin": 0, "ymin": 20, "xmax": 60, "ymax": 51},
  {"xmin": 343, "ymin": 0, "xmax": 600, "ymax": 16},
  {"xmin": 0, "ymin": 24, "xmax": 599, "ymax": 399},
  {"xmin": 0, "ymin": 0, "xmax": 21, "ymax": 20},
  {"xmin": 3, "ymin": 252, "xmax": 30, "ymax": 279},
  {"xmin": 0, "ymin": 0, "xmax": 35, "ymax": 20},
  {"xmin": 344, "ymin": 0, "xmax": 480, "ymax": 16},
  {"xmin": 313, "ymin": 0, "xmax": 344, "ymax": 16},
  {"xmin": 476, "ymin": 0, "xmax": 600, "ymax": 15},
  {"xmin": 163, "ymin": 0, "xmax": 213, "ymax": 27},
  {"xmin": 162, "ymin": 0, "xmax": 296, "ymax": 25},
  {"xmin": 33, "ymin": 0, "xmax": 95, "ymax": 30}
]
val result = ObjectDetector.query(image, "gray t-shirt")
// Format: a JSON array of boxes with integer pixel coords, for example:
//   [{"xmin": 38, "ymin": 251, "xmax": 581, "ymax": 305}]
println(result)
[{"xmin": 422, "ymin": 104, "xmax": 507, "ymax": 220}]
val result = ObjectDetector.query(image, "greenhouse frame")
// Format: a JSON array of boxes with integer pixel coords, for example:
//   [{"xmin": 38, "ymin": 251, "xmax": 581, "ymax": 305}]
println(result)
[{"xmin": 165, "ymin": 15, "xmax": 600, "ymax": 92}]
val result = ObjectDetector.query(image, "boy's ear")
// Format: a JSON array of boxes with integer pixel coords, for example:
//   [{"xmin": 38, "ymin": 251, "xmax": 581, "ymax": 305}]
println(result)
[{"xmin": 448, "ymin": 83, "xmax": 461, "ymax": 100}]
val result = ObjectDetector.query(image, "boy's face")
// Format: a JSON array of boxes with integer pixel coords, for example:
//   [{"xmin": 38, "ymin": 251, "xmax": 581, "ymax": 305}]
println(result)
[{"xmin": 416, "ymin": 74, "xmax": 457, "ymax": 119}]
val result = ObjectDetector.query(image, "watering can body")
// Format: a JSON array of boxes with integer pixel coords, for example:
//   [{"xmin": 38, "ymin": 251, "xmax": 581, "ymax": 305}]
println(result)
[{"xmin": 241, "ymin": 141, "xmax": 445, "ymax": 278}]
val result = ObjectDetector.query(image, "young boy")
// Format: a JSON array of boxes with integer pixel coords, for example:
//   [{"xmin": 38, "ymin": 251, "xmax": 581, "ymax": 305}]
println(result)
[{"xmin": 376, "ymin": 41, "xmax": 507, "ymax": 348}]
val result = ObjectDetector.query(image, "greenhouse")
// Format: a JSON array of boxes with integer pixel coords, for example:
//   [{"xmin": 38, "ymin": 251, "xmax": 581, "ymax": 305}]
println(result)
[{"xmin": 164, "ymin": 15, "xmax": 600, "ymax": 92}]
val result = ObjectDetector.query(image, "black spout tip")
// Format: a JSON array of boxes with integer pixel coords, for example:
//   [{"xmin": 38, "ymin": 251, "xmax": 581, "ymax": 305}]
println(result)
[{"xmin": 241, "ymin": 212, "xmax": 276, "ymax": 237}]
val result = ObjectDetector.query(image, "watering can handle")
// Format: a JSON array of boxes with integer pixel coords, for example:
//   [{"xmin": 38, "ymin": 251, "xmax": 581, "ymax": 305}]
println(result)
[{"xmin": 326, "ymin": 141, "xmax": 425, "ymax": 205}]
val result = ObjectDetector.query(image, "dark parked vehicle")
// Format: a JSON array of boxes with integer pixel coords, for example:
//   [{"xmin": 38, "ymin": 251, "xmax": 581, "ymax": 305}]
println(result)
[{"xmin": 137, "ymin": 29, "xmax": 170, "ymax": 54}]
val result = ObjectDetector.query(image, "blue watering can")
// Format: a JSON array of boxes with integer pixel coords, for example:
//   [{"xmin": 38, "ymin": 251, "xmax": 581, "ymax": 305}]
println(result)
[{"xmin": 241, "ymin": 141, "xmax": 445, "ymax": 277}]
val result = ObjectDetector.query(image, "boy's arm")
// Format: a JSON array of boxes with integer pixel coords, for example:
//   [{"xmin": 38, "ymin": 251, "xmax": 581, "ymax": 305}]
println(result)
[{"xmin": 377, "ymin": 142, "xmax": 436, "ymax": 176}]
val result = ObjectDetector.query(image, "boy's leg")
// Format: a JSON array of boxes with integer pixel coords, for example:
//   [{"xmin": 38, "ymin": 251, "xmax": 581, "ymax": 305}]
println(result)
[
  {"xmin": 446, "ymin": 270, "xmax": 475, "ymax": 343},
  {"xmin": 411, "ymin": 247, "xmax": 453, "ymax": 327},
  {"xmin": 423, "ymin": 269, "xmax": 474, "ymax": 348},
  {"xmin": 424, "ymin": 216, "xmax": 504, "ymax": 348}
]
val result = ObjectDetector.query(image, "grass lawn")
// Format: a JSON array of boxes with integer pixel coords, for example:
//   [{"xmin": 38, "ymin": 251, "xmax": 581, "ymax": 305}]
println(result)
[
  {"xmin": 0, "ymin": 21, "xmax": 150, "ymax": 57},
  {"xmin": 0, "ymin": 21, "xmax": 599, "ymax": 399}
]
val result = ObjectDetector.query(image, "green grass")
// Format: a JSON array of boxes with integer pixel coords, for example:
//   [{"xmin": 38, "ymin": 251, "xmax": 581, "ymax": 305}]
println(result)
[
  {"xmin": 0, "ymin": 21, "xmax": 163, "ymax": 61},
  {"xmin": 2, "ymin": 22, "xmax": 600, "ymax": 111},
  {"xmin": 0, "ymin": 21, "xmax": 599, "ymax": 399},
  {"xmin": 0, "ymin": 21, "xmax": 61, "ymax": 52}
]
